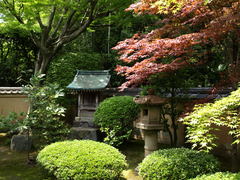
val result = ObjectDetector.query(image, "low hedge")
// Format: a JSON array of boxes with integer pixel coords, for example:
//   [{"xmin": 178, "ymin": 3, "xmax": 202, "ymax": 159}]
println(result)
[
  {"xmin": 37, "ymin": 140, "xmax": 128, "ymax": 179},
  {"xmin": 138, "ymin": 148, "xmax": 220, "ymax": 180},
  {"xmin": 191, "ymin": 172, "xmax": 240, "ymax": 180}
]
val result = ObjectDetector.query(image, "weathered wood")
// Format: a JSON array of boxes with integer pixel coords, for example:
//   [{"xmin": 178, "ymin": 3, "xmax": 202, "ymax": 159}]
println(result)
[{"xmin": 77, "ymin": 94, "xmax": 81, "ymax": 117}]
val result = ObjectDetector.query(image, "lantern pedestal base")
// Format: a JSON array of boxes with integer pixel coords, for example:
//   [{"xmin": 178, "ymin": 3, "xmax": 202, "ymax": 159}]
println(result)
[{"xmin": 141, "ymin": 129, "xmax": 159, "ymax": 156}]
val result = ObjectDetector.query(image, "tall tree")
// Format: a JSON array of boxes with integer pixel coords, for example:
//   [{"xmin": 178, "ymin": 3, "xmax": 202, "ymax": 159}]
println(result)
[
  {"xmin": 0, "ymin": 0, "xmax": 131, "ymax": 75},
  {"xmin": 113, "ymin": 0, "xmax": 240, "ymax": 90}
]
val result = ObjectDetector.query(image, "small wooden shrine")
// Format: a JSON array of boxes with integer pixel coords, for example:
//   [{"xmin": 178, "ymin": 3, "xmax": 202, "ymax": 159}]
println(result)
[{"xmin": 67, "ymin": 70, "xmax": 111, "ymax": 139}]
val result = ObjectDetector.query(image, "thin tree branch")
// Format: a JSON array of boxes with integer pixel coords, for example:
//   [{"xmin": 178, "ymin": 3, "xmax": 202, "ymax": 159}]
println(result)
[
  {"xmin": 50, "ymin": 8, "xmax": 68, "ymax": 38},
  {"xmin": 58, "ymin": 1, "xmax": 97, "ymax": 45},
  {"xmin": 46, "ymin": 6, "xmax": 56, "ymax": 34},
  {"xmin": 3, "ymin": 0, "xmax": 24, "ymax": 24},
  {"xmin": 60, "ymin": 10, "xmax": 77, "ymax": 37},
  {"xmin": 36, "ymin": 12, "xmax": 46, "ymax": 30},
  {"xmin": 80, "ymin": 8, "xmax": 90, "ymax": 26},
  {"xmin": 67, "ymin": 8, "xmax": 90, "ymax": 34},
  {"xmin": 30, "ymin": 31, "xmax": 41, "ymax": 48}
]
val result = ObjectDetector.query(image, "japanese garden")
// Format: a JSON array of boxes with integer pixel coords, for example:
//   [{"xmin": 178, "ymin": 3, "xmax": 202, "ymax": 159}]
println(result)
[{"xmin": 0, "ymin": 0, "xmax": 240, "ymax": 179}]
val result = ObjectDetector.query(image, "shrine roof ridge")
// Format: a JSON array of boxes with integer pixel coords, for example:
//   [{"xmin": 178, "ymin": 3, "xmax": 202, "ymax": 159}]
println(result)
[
  {"xmin": 76, "ymin": 70, "xmax": 110, "ymax": 75},
  {"xmin": 67, "ymin": 69, "xmax": 111, "ymax": 91}
]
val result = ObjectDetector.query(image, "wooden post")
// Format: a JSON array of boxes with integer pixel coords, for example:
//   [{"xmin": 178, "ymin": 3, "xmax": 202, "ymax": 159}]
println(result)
[
  {"xmin": 78, "ymin": 94, "xmax": 81, "ymax": 117},
  {"xmin": 95, "ymin": 93, "xmax": 99, "ymax": 108}
]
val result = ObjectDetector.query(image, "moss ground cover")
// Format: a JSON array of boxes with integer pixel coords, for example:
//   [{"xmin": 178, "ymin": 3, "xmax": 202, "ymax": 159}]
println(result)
[
  {"xmin": 0, "ymin": 134, "xmax": 44, "ymax": 180},
  {"xmin": 119, "ymin": 140, "xmax": 144, "ymax": 169}
]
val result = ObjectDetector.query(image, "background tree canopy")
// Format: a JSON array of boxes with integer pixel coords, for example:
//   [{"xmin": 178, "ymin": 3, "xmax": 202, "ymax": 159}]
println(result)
[
  {"xmin": 0, "ymin": 0, "xmax": 158, "ymax": 87},
  {"xmin": 0, "ymin": 0, "xmax": 134, "ymax": 76}
]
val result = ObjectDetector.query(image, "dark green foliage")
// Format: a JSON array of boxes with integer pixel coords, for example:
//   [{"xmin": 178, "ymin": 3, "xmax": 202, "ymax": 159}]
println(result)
[
  {"xmin": 191, "ymin": 172, "xmax": 240, "ymax": 180},
  {"xmin": 0, "ymin": 33, "xmax": 35, "ymax": 86},
  {"xmin": 37, "ymin": 140, "xmax": 128, "ymax": 179},
  {"xmin": 138, "ymin": 148, "xmax": 220, "ymax": 180},
  {"xmin": 0, "ymin": 112, "xmax": 24, "ymax": 133},
  {"xmin": 94, "ymin": 96, "xmax": 139, "ymax": 147},
  {"xmin": 46, "ymin": 52, "xmax": 104, "ymax": 89}
]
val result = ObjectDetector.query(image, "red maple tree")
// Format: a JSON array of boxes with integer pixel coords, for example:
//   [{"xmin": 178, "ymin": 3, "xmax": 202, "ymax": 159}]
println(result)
[{"xmin": 113, "ymin": 0, "xmax": 240, "ymax": 90}]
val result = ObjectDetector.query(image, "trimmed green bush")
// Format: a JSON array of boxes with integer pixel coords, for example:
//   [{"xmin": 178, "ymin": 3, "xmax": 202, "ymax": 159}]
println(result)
[
  {"xmin": 191, "ymin": 172, "xmax": 240, "ymax": 180},
  {"xmin": 37, "ymin": 140, "xmax": 128, "ymax": 179},
  {"xmin": 94, "ymin": 96, "xmax": 139, "ymax": 146},
  {"xmin": 138, "ymin": 148, "xmax": 220, "ymax": 180}
]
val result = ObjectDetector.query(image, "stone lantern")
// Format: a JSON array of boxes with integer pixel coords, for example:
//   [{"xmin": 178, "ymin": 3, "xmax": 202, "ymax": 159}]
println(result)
[{"xmin": 134, "ymin": 95, "xmax": 167, "ymax": 156}]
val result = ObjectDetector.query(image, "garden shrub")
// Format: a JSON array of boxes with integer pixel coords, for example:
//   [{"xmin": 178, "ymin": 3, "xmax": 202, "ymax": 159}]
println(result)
[
  {"xmin": 138, "ymin": 148, "xmax": 220, "ymax": 180},
  {"xmin": 37, "ymin": 140, "xmax": 128, "ymax": 179},
  {"xmin": 181, "ymin": 87, "xmax": 240, "ymax": 151},
  {"xmin": 0, "ymin": 112, "xmax": 24, "ymax": 133},
  {"xmin": 191, "ymin": 172, "xmax": 240, "ymax": 180},
  {"xmin": 24, "ymin": 75, "xmax": 70, "ymax": 149},
  {"xmin": 94, "ymin": 96, "xmax": 139, "ymax": 146}
]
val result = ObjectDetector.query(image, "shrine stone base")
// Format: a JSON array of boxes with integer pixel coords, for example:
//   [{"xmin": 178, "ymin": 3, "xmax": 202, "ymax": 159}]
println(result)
[{"xmin": 69, "ymin": 127, "xmax": 98, "ymax": 141}]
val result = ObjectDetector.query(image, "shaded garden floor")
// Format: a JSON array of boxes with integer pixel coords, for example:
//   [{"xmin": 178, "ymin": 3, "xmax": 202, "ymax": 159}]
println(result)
[
  {"xmin": 1, "ymin": 134, "xmax": 238, "ymax": 180},
  {"xmin": 0, "ymin": 133, "xmax": 44, "ymax": 180},
  {"xmin": 0, "ymin": 146, "xmax": 44, "ymax": 180}
]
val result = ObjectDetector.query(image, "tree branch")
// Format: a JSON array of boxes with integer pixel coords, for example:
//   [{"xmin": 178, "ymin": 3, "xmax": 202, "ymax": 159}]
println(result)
[
  {"xmin": 46, "ymin": 6, "xmax": 56, "ymax": 34},
  {"xmin": 60, "ymin": 10, "xmax": 77, "ymax": 37},
  {"xmin": 54, "ymin": 1, "xmax": 97, "ymax": 48},
  {"xmin": 3, "ymin": 0, "xmax": 24, "ymax": 24},
  {"xmin": 30, "ymin": 31, "xmax": 41, "ymax": 48},
  {"xmin": 36, "ymin": 12, "xmax": 46, "ymax": 30},
  {"xmin": 30, "ymin": 31, "xmax": 48, "ymax": 53}
]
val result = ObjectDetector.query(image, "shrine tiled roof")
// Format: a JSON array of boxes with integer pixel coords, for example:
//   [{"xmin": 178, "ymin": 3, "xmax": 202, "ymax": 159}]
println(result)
[{"xmin": 67, "ymin": 70, "xmax": 111, "ymax": 91}]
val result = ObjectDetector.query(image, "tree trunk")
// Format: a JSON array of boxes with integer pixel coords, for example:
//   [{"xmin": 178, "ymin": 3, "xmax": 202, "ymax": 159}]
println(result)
[{"xmin": 34, "ymin": 48, "xmax": 55, "ymax": 75}]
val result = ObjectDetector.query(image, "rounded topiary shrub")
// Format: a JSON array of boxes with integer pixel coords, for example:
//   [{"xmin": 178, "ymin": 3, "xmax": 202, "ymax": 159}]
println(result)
[
  {"xmin": 37, "ymin": 140, "xmax": 128, "ymax": 179},
  {"xmin": 138, "ymin": 148, "xmax": 220, "ymax": 180},
  {"xmin": 94, "ymin": 96, "xmax": 139, "ymax": 146},
  {"xmin": 191, "ymin": 172, "xmax": 240, "ymax": 180}
]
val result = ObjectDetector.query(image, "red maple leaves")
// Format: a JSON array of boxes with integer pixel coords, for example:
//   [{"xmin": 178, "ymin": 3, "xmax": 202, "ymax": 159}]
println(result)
[{"xmin": 113, "ymin": 0, "xmax": 240, "ymax": 90}]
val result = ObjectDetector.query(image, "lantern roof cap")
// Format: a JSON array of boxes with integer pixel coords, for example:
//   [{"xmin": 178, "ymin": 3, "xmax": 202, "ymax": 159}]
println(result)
[{"xmin": 134, "ymin": 95, "xmax": 167, "ymax": 105}]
